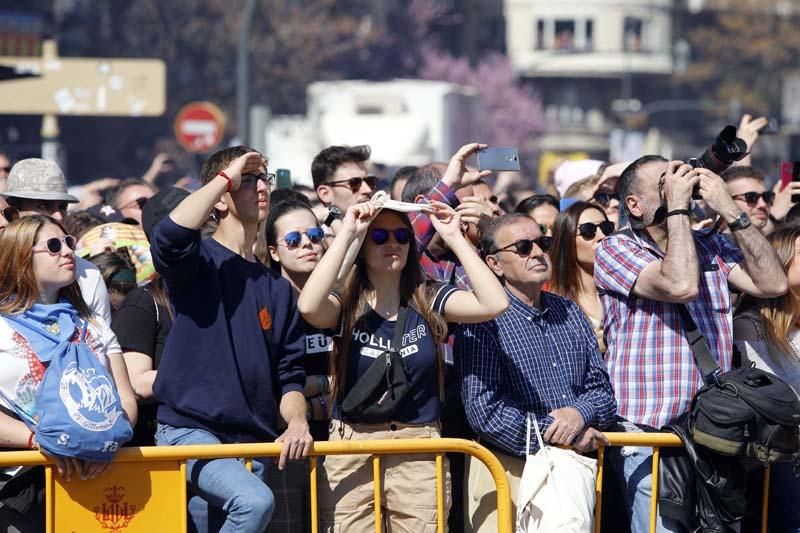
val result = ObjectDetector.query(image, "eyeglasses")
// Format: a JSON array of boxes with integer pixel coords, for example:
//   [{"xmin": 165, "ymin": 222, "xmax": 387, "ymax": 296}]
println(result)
[
  {"xmin": 577, "ymin": 221, "xmax": 615, "ymax": 240},
  {"xmin": 241, "ymin": 173, "xmax": 276, "ymax": 187},
  {"xmin": 1, "ymin": 206, "xmax": 18, "ymax": 223},
  {"xmin": 33, "ymin": 235, "xmax": 76, "ymax": 255},
  {"xmin": 325, "ymin": 176, "xmax": 378, "ymax": 192},
  {"xmin": 121, "ymin": 197, "xmax": 149, "ymax": 210},
  {"xmin": 592, "ymin": 192, "xmax": 619, "ymax": 207},
  {"xmin": 369, "ymin": 227, "xmax": 411, "ymax": 245},
  {"xmin": 281, "ymin": 227, "xmax": 325, "ymax": 248},
  {"xmin": 731, "ymin": 191, "xmax": 775, "ymax": 206},
  {"xmin": 490, "ymin": 236, "xmax": 552, "ymax": 256}
]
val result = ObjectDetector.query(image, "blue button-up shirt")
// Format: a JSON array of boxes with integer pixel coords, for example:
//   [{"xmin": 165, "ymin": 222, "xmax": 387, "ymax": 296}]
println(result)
[{"xmin": 455, "ymin": 289, "xmax": 616, "ymax": 456}]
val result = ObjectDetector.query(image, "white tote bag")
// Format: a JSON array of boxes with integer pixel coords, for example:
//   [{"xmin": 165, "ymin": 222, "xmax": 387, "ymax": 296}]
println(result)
[{"xmin": 516, "ymin": 415, "xmax": 597, "ymax": 533}]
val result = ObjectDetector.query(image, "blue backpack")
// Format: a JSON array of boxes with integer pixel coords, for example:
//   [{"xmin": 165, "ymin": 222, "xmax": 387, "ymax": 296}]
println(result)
[{"xmin": 2, "ymin": 308, "xmax": 133, "ymax": 462}]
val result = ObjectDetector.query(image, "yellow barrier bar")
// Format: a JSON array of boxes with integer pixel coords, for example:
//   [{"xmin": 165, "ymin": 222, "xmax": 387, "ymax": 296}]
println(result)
[
  {"xmin": 44, "ymin": 465, "xmax": 53, "ymax": 533},
  {"xmin": 761, "ymin": 464, "xmax": 771, "ymax": 533},
  {"xmin": 650, "ymin": 447, "xmax": 660, "ymax": 533},
  {"xmin": 436, "ymin": 453, "xmax": 444, "ymax": 533},
  {"xmin": 594, "ymin": 445, "xmax": 605, "ymax": 533},
  {"xmin": 373, "ymin": 454, "xmax": 382, "ymax": 533},
  {"xmin": 179, "ymin": 462, "xmax": 188, "ymax": 533},
  {"xmin": 310, "ymin": 456, "xmax": 319, "ymax": 533}
]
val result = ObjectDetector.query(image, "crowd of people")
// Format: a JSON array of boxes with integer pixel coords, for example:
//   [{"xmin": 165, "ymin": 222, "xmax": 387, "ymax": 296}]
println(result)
[{"xmin": 0, "ymin": 111, "xmax": 798, "ymax": 533}]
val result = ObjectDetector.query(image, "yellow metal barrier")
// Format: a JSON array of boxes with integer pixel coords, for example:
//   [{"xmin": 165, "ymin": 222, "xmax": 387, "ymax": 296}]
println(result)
[
  {"xmin": 0, "ymin": 438, "xmax": 512, "ymax": 533},
  {"xmin": 595, "ymin": 432, "xmax": 773, "ymax": 533},
  {"xmin": 0, "ymin": 433, "xmax": 775, "ymax": 532}
]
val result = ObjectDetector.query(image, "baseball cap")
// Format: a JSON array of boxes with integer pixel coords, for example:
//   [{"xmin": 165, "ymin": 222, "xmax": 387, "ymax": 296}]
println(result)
[
  {"xmin": 87, "ymin": 203, "xmax": 138, "ymax": 225},
  {"xmin": 141, "ymin": 186, "xmax": 190, "ymax": 241},
  {"xmin": 2, "ymin": 158, "xmax": 79, "ymax": 203},
  {"xmin": 554, "ymin": 159, "xmax": 604, "ymax": 198}
]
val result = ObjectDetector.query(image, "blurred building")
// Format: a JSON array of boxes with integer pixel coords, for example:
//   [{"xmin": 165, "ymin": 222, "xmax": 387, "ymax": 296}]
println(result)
[{"xmin": 505, "ymin": 0, "xmax": 675, "ymax": 159}]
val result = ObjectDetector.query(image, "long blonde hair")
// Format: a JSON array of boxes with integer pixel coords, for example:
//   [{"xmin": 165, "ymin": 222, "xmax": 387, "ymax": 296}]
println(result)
[
  {"xmin": 736, "ymin": 225, "xmax": 800, "ymax": 356},
  {"xmin": 0, "ymin": 215, "xmax": 91, "ymax": 318}
]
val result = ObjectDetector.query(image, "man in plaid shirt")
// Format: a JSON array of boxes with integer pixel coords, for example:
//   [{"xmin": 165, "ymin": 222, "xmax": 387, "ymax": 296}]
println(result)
[{"xmin": 595, "ymin": 155, "xmax": 787, "ymax": 533}]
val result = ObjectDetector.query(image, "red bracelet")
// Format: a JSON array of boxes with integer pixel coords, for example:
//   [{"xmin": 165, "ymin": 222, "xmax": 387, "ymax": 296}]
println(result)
[
  {"xmin": 27, "ymin": 431, "xmax": 35, "ymax": 450},
  {"xmin": 217, "ymin": 171, "xmax": 233, "ymax": 193}
]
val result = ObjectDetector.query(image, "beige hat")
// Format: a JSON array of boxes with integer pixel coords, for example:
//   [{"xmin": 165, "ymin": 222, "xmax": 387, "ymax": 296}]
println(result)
[
  {"xmin": 554, "ymin": 159, "xmax": 604, "ymax": 198},
  {"xmin": 2, "ymin": 158, "xmax": 79, "ymax": 203}
]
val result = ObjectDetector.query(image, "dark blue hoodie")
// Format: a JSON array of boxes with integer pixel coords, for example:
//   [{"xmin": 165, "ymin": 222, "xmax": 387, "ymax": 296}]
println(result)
[{"xmin": 151, "ymin": 217, "xmax": 305, "ymax": 442}]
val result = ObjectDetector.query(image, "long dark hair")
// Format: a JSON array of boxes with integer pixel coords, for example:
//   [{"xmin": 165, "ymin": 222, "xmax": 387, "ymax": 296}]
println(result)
[
  {"xmin": 550, "ymin": 201, "xmax": 608, "ymax": 301},
  {"xmin": 332, "ymin": 210, "xmax": 448, "ymax": 401}
]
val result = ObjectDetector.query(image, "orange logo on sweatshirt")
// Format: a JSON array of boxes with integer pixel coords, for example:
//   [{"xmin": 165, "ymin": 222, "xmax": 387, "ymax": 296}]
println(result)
[{"xmin": 259, "ymin": 307, "xmax": 272, "ymax": 331}]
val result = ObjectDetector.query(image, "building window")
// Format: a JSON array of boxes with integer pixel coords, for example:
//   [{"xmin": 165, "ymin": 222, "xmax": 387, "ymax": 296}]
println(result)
[
  {"xmin": 554, "ymin": 20, "xmax": 575, "ymax": 50},
  {"xmin": 585, "ymin": 20, "xmax": 594, "ymax": 50},
  {"xmin": 624, "ymin": 17, "xmax": 643, "ymax": 52}
]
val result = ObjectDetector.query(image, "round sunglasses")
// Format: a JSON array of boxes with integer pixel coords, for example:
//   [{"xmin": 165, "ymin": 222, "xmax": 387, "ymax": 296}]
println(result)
[
  {"xmin": 577, "ymin": 221, "xmax": 615, "ymax": 240},
  {"xmin": 731, "ymin": 191, "xmax": 775, "ymax": 206},
  {"xmin": 325, "ymin": 176, "xmax": 378, "ymax": 192},
  {"xmin": 281, "ymin": 227, "xmax": 325, "ymax": 248},
  {"xmin": 369, "ymin": 227, "xmax": 411, "ymax": 245},
  {"xmin": 34, "ymin": 235, "xmax": 77, "ymax": 255},
  {"xmin": 490, "ymin": 236, "xmax": 552, "ymax": 256}
]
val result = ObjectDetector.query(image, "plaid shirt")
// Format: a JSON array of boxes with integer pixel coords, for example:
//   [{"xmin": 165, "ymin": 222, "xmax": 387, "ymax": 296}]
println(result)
[
  {"xmin": 408, "ymin": 180, "xmax": 473, "ymax": 290},
  {"xmin": 594, "ymin": 227, "xmax": 744, "ymax": 428},
  {"xmin": 455, "ymin": 289, "xmax": 616, "ymax": 456}
]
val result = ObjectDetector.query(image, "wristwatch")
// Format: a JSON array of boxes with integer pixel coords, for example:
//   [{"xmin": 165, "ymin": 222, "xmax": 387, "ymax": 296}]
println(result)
[
  {"xmin": 324, "ymin": 205, "xmax": 342, "ymax": 227},
  {"xmin": 728, "ymin": 211, "xmax": 752, "ymax": 232}
]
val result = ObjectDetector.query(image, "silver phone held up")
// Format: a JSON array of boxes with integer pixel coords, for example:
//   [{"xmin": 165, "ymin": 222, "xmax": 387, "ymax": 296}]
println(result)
[{"xmin": 477, "ymin": 147, "xmax": 521, "ymax": 172}]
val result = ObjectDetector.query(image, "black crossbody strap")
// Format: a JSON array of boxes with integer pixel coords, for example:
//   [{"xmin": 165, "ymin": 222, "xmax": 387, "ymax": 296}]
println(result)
[
  {"xmin": 391, "ymin": 306, "xmax": 408, "ymax": 353},
  {"xmin": 616, "ymin": 227, "xmax": 721, "ymax": 384}
]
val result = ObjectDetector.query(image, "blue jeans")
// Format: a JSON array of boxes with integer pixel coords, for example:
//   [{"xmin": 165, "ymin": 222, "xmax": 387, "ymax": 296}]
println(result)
[
  {"xmin": 607, "ymin": 421, "xmax": 683, "ymax": 533},
  {"xmin": 767, "ymin": 463, "xmax": 800, "ymax": 533},
  {"xmin": 155, "ymin": 423, "xmax": 275, "ymax": 533}
]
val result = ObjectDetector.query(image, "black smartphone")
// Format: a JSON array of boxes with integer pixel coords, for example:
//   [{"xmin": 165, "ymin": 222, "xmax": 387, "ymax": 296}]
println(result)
[
  {"xmin": 276, "ymin": 168, "xmax": 292, "ymax": 189},
  {"xmin": 779, "ymin": 161, "xmax": 800, "ymax": 203},
  {"xmin": 760, "ymin": 118, "xmax": 780, "ymax": 135},
  {"xmin": 477, "ymin": 147, "xmax": 521, "ymax": 172}
]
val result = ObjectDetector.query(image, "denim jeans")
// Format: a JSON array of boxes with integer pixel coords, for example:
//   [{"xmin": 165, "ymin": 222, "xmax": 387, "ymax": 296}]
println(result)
[
  {"xmin": 155, "ymin": 423, "xmax": 274, "ymax": 533},
  {"xmin": 607, "ymin": 420, "xmax": 683, "ymax": 533}
]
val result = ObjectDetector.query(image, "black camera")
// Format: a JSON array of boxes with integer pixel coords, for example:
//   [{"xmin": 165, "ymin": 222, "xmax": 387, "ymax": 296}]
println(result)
[{"xmin": 688, "ymin": 125, "xmax": 749, "ymax": 199}]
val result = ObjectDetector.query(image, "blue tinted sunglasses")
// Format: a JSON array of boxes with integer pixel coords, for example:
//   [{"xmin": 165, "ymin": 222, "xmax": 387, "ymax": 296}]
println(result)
[
  {"xmin": 370, "ymin": 228, "xmax": 411, "ymax": 245},
  {"xmin": 282, "ymin": 227, "xmax": 325, "ymax": 248}
]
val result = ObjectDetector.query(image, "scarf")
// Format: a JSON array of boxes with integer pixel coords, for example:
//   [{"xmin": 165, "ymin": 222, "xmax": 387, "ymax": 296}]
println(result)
[{"xmin": 3, "ymin": 300, "xmax": 85, "ymax": 364}]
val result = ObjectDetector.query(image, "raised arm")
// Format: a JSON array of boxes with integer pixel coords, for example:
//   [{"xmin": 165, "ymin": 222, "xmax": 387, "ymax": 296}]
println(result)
[
  {"xmin": 297, "ymin": 202, "xmax": 378, "ymax": 329},
  {"xmin": 697, "ymin": 168, "xmax": 788, "ymax": 298},
  {"xmin": 169, "ymin": 152, "xmax": 266, "ymax": 230},
  {"xmin": 631, "ymin": 162, "xmax": 701, "ymax": 303},
  {"xmin": 427, "ymin": 202, "xmax": 509, "ymax": 322}
]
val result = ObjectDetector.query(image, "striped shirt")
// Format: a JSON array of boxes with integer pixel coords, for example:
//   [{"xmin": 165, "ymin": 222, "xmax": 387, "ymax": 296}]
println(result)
[
  {"xmin": 594, "ymin": 227, "xmax": 744, "ymax": 428},
  {"xmin": 455, "ymin": 289, "xmax": 616, "ymax": 456}
]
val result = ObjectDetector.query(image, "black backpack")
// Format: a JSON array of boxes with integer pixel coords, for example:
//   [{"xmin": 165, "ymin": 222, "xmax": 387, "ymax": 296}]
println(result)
[{"xmin": 688, "ymin": 365, "xmax": 800, "ymax": 463}]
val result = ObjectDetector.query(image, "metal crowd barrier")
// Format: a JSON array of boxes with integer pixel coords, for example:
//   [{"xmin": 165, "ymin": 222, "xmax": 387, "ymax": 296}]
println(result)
[
  {"xmin": 0, "ymin": 438, "xmax": 512, "ymax": 533},
  {"xmin": 0, "ymin": 433, "xmax": 775, "ymax": 532}
]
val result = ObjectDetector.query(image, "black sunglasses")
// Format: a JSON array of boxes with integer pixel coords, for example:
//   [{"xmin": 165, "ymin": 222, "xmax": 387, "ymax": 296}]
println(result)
[
  {"xmin": 732, "ymin": 191, "xmax": 775, "ymax": 206},
  {"xmin": 592, "ymin": 192, "xmax": 619, "ymax": 207},
  {"xmin": 282, "ymin": 227, "xmax": 325, "ymax": 248},
  {"xmin": 122, "ymin": 196, "xmax": 149, "ymax": 210},
  {"xmin": 325, "ymin": 176, "xmax": 378, "ymax": 192},
  {"xmin": 577, "ymin": 221, "xmax": 615, "ymax": 240},
  {"xmin": 2, "ymin": 206, "xmax": 18, "ymax": 222},
  {"xmin": 241, "ymin": 172, "xmax": 276, "ymax": 187},
  {"xmin": 0, "ymin": 166, "xmax": 10, "ymax": 173},
  {"xmin": 491, "ymin": 236, "xmax": 552, "ymax": 256},
  {"xmin": 34, "ymin": 235, "xmax": 77, "ymax": 254},
  {"xmin": 370, "ymin": 227, "xmax": 411, "ymax": 245}
]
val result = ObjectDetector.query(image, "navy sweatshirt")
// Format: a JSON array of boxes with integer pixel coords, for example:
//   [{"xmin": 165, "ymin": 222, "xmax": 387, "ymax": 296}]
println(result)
[{"xmin": 150, "ymin": 217, "xmax": 306, "ymax": 442}]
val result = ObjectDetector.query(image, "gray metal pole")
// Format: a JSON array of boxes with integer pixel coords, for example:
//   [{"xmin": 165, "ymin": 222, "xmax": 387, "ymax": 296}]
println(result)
[{"xmin": 237, "ymin": 0, "xmax": 257, "ymax": 146}]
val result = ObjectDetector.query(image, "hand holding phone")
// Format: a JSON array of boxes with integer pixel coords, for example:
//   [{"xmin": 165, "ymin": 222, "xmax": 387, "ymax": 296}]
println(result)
[{"xmin": 779, "ymin": 162, "xmax": 800, "ymax": 203}]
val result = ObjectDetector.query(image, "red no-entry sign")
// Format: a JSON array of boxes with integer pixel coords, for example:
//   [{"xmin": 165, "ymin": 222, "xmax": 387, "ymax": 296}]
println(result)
[{"xmin": 174, "ymin": 101, "xmax": 226, "ymax": 153}]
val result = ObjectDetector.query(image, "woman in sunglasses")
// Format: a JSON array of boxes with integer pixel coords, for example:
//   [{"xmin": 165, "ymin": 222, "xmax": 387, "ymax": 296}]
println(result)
[
  {"xmin": 550, "ymin": 202, "xmax": 615, "ymax": 352},
  {"xmin": 0, "ymin": 215, "xmax": 137, "ymax": 528},
  {"xmin": 297, "ymin": 197, "xmax": 507, "ymax": 532}
]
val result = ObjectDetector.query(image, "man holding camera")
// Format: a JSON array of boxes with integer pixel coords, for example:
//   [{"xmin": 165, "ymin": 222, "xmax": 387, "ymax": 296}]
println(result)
[{"xmin": 594, "ymin": 156, "xmax": 787, "ymax": 532}]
